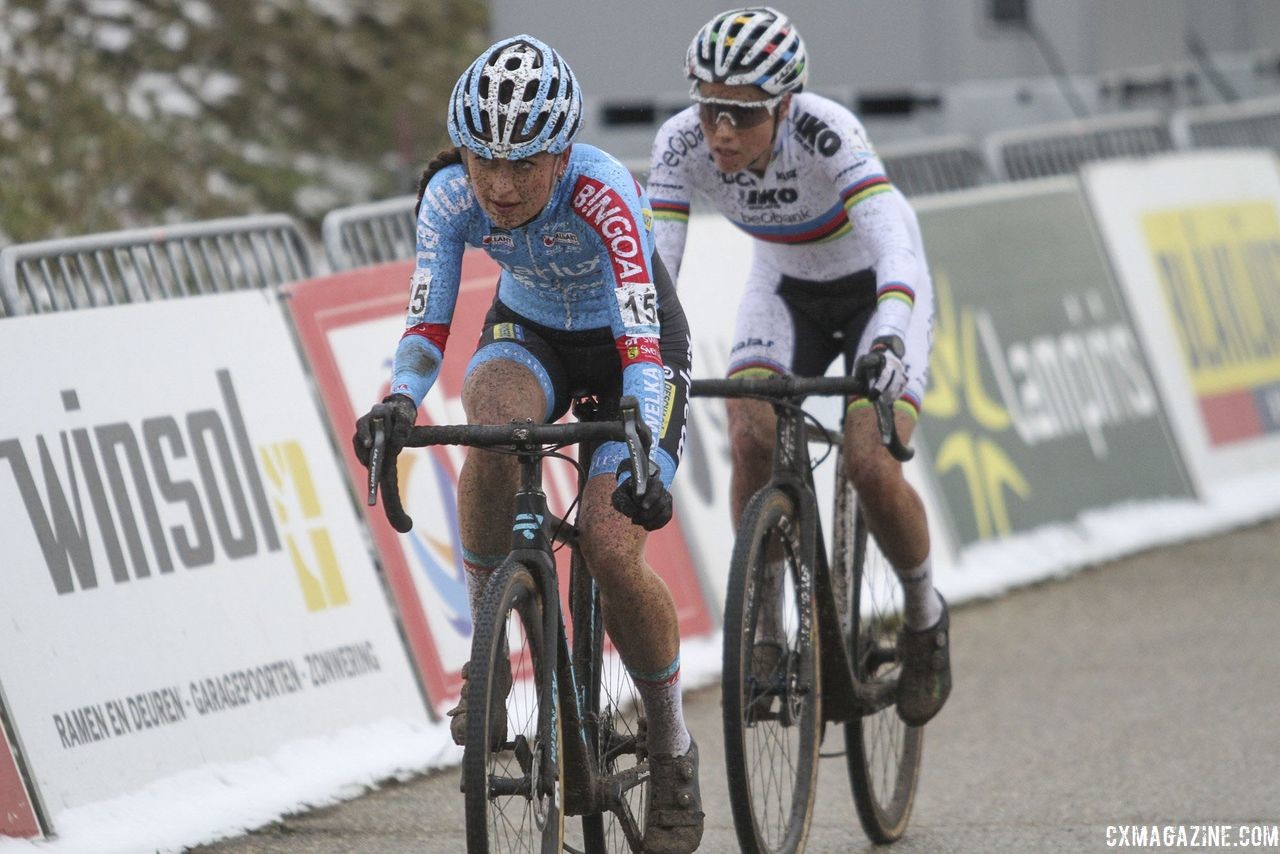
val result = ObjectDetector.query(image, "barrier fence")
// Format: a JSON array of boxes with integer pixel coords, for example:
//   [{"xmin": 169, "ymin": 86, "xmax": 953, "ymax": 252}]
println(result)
[
  {"xmin": 319, "ymin": 195, "xmax": 416, "ymax": 271},
  {"xmin": 1175, "ymin": 93, "xmax": 1280, "ymax": 153},
  {"xmin": 0, "ymin": 215, "xmax": 313, "ymax": 317}
]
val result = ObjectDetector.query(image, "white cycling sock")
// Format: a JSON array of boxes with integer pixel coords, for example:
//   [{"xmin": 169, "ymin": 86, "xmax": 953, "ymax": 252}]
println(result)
[
  {"xmin": 897, "ymin": 555, "xmax": 943, "ymax": 630},
  {"xmin": 629, "ymin": 656, "xmax": 692, "ymax": 757}
]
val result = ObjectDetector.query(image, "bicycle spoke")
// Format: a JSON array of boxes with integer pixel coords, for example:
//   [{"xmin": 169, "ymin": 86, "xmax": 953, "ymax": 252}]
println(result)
[
  {"xmin": 844, "ymin": 496, "xmax": 924, "ymax": 844},
  {"xmin": 724, "ymin": 488, "xmax": 822, "ymax": 853},
  {"xmin": 464, "ymin": 562, "xmax": 564, "ymax": 852}
]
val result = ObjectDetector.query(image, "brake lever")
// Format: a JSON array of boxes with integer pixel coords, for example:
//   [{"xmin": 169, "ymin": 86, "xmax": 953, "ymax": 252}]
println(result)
[
  {"xmin": 855, "ymin": 352, "xmax": 914, "ymax": 463},
  {"xmin": 618, "ymin": 396, "xmax": 650, "ymax": 498},
  {"xmin": 367, "ymin": 417, "xmax": 386, "ymax": 506}
]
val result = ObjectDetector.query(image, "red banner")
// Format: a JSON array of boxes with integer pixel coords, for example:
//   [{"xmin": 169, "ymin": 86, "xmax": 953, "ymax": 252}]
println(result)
[
  {"xmin": 283, "ymin": 254, "xmax": 712, "ymax": 713},
  {"xmin": 2, "ymin": 716, "xmax": 40, "ymax": 838}
]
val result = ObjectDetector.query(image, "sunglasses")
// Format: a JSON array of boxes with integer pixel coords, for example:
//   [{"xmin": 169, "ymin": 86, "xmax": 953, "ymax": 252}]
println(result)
[{"xmin": 690, "ymin": 83, "xmax": 785, "ymax": 130}]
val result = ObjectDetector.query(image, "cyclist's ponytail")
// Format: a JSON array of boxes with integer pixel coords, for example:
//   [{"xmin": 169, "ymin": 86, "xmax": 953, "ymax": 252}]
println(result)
[{"xmin": 415, "ymin": 147, "xmax": 464, "ymax": 218}]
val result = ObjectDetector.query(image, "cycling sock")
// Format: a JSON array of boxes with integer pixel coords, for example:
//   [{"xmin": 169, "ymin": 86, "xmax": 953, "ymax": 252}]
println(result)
[
  {"xmin": 629, "ymin": 656, "xmax": 692, "ymax": 757},
  {"xmin": 462, "ymin": 547, "xmax": 505, "ymax": 620},
  {"xmin": 897, "ymin": 555, "xmax": 943, "ymax": 630}
]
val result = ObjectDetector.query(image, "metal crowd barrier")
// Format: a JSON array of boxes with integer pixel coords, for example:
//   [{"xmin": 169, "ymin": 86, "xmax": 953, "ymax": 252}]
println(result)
[
  {"xmin": 1173, "ymin": 94, "xmax": 1280, "ymax": 153},
  {"xmin": 986, "ymin": 110, "xmax": 1175, "ymax": 181},
  {"xmin": 320, "ymin": 195, "xmax": 417, "ymax": 271},
  {"xmin": 878, "ymin": 135, "xmax": 993, "ymax": 197},
  {"xmin": 0, "ymin": 214, "xmax": 313, "ymax": 317}
]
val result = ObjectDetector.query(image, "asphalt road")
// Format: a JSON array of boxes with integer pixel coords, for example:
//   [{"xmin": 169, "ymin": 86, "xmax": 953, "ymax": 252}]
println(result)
[{"xmin": 194, "ymin": 517, "xmax": 1280, "ymax": 853}]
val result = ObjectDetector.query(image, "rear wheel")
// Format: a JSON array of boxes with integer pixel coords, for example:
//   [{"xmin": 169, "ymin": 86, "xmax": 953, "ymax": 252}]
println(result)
[
  {"xmin": 463, "ymin": 559, "xmax": 564, "ymax": 853},
  {"xmin": 833, "ymin": 464, "xmax": 924, "ymax": 844},
  {"xmin": 722, "ymin": 487, "xmax": 822, "ymax": 853}
]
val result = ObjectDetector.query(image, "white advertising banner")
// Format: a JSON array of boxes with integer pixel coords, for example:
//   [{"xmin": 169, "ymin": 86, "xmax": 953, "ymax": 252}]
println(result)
[
  {"xmin": 0, "ymin": 291, "xmax": 427, "ymax": 815},
  {"xmin": 1082, "ymin": 150, "xmax": 1280, "ymax": 491}
]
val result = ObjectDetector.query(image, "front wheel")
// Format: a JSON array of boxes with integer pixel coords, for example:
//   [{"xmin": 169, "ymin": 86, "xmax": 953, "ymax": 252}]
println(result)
[
  {"xmin": 832, "ymin": 464, "xmax": 924, "ymax": 844},
  {"xmin": 463, "ymin": 559, "xmax": 564, "ymax": 853},
  {"xmin": 570, "ymin": 552, "xmax": 648, "ymax": 853},
  {"xmin": 722, "ymin": 487, "xmax": 822, "ymax": 853}
]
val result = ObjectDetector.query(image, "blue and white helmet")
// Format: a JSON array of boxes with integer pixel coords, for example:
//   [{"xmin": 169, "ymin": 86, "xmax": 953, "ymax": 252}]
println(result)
[
  {"xmin": 448, "ymin": 35, "xmax": 583, "ymax": 160},
  {"xmin": 687, "ymin": 7, "xmax": 808, "ymax": 96}
]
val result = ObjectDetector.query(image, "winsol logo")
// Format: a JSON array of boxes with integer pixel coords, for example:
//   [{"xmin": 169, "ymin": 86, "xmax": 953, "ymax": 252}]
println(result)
[
  {"xmin": 0, "ymin": 370, "xmax": 286, "ymax": 597},
  {"xmin": 261, "ymin": 441, "xmax": 349, "ymax": 612}
]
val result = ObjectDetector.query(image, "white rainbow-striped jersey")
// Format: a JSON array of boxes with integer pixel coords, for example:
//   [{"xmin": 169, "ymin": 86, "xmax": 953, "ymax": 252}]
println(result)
[{"xmin": 647, "ymin": 91, "xmax": 934, "ymax": 410}]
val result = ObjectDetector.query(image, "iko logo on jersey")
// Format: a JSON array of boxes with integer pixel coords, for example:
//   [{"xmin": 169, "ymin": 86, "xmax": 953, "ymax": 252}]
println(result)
[
  {"xmin": 743, "ymin": 187, "xmax": 799, "ymax": 208},
  {"xmin": 793, "ymin": 112, "xmax": 842, "ymax": 157},
  {"xmin": 572, "ymin": 176, "xmax": 651, "ymax": 284}
]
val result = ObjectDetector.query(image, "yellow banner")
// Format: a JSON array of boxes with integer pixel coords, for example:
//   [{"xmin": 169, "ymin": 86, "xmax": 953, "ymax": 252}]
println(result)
[{"xmin": 1142, "ymin": 201, "xmax": 1280, "ymax": 395}]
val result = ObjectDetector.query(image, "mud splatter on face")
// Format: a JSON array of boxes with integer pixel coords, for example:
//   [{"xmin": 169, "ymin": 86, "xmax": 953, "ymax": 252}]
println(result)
[{"xmin": 463, "ymin": 150, "xmax": 566, "ymax": 229}]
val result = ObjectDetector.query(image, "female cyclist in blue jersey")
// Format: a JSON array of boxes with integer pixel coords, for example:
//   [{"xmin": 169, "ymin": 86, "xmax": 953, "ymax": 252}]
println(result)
[
  {"xmin": 353, "ymin": 36, "xmax": 702, "ymax": 852},
  {"xmin": 648, "ymin": 7, "xmax": 950, "ymax": 726}
]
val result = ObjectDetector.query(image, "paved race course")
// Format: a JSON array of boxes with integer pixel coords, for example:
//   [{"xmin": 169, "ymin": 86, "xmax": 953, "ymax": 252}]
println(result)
[{"xmin": 195, "ymin": 517, "xmax": 1280, "ymax": 853}]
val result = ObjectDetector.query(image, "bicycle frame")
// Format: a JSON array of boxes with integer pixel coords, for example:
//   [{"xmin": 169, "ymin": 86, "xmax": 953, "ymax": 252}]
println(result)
[
  {"xmin": 365, "ymin": 397, "xmax": 654, "ymax": 848},
  {"xmin": 689, "ymin": 375, "xmax": 912, "ymax": 722},
  {"xmin": 503, "ymin": 448, "xmax": 646, "ymax": 839},
  {"xmin": 766, "ymin": 399, "xmax": 897, "ymax": 723}
]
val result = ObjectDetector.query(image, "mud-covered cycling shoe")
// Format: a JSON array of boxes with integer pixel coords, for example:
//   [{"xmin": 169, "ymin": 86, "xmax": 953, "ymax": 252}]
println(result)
[
  {"xmin": 643, "ymin": 738, "xmax": 705, "ymax": 853},
  {"xmin": 748, "ymin": 641, "xmax": 786, "ymax": 718},
  {"xmin": 896, "ymin": 595, "xmax": 951, "ymax": 726},
  {"xmin": 447, "ymin": 660, "xmax": 513, "ymax": 749}
]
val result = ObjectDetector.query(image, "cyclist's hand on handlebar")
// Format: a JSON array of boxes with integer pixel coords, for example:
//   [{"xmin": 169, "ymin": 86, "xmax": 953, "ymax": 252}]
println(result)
[
  {"xmin": 352, "ymin": 393, "xmax": 418, "ymax": 466},
  {"xmin": 856, "ymin": 334, "xmax": 908, "ymax": 401},
  {"xmin": 611, "ymin": 460, "xmax": 674, "ymax": 532}
]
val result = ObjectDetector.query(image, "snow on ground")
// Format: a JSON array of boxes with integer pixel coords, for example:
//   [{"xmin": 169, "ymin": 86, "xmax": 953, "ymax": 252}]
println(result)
[{"xmin": 2, "ymin": 473, "xmax": 1277, "ymax": 854}]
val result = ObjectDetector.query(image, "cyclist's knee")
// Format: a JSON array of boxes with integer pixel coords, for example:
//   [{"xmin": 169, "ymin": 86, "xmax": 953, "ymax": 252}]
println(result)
[
  {"xmin": 582, "ymin": 508, "xmax": 641, "ymax": 557},
  {"xmin": 845, "ymin": 449, "xmax": 901, "ymax": 499},
  {"xmin": 579, "ymin": 484, "xmax": 646, "ymax": 579},
  {"xmin": 727, "ymin": 399, "xmax": 774, "ymax": 464},
  {"xmin": 462, "ymin": 360, "xmax": 545, "ymax": 423}
]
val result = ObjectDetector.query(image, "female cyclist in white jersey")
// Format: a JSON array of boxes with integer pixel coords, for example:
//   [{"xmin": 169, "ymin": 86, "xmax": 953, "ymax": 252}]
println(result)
[{"xmin": 648, "ymin": 6, "xmax": 950, "ymax": 726}]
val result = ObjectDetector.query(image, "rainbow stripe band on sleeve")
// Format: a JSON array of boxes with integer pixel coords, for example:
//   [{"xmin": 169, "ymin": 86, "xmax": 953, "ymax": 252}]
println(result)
[
  {"xmin": 841, "ymin": 174, "xmax": 893, "ymax": 212},
  {"xmin": 651, "ymin": 199, "xmax": 690, "ymax": 223},
  {"xmin": 877, "ymin": 282, "xmax": 915, "ymax": 310},
  {"xmin": 847, "ymin": 391, "xmax": 922, "ymax": 421}
]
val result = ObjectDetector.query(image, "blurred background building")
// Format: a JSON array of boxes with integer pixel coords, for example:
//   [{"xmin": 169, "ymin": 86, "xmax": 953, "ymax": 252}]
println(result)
[{"xmin": 493, "ymin": 0, "xmax": 1280, "ymax": 166}]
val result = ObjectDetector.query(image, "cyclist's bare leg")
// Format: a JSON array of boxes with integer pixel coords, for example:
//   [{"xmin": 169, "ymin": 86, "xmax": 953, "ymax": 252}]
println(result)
[
  {"xmin": 726, "ymin": 397, "xmax": 776, "ymax": 523},
  {"xmin": 844, "ymin": 404, "xmax": 942, "ymax": 629},
  {"xmin": 458, "ymin": 360, "xmax": 547, "ymax": 616},
  {"xmin": 727, "ymin": 396, "xmax": 788, "ymax": 648},
  {"xmin": 578, "ymin": 474, "xmax": 691, "ymax": 756}
]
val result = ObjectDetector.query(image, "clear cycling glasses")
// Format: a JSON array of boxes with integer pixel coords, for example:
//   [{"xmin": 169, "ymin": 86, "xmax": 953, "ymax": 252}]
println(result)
[{"xmin": 690, "ymin": 82, "xmax": 785, "ymax": 129}]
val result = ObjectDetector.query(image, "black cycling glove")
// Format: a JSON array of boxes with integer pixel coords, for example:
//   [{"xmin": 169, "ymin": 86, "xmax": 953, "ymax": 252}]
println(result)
[
  {"xmin": 352, "ymin": 394, "xmax": 417, "ymax": 467},
  {"xmin": 611, "ymin": 460, "xmax": 674, "ymax": 532}
]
